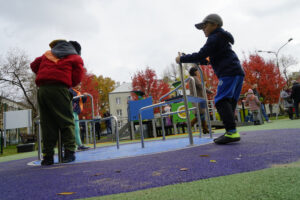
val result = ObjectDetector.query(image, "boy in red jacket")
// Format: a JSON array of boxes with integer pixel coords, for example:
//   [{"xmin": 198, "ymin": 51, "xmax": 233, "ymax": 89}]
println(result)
[{"xmin": 31, "ymin": 40, "xmax": 84, "ymax": 165}]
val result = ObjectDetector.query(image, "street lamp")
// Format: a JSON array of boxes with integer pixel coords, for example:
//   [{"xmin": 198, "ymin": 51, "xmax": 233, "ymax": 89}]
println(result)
[{"xmin": 258, "ymin": 38, "xmax": 293, "ymax": 68}]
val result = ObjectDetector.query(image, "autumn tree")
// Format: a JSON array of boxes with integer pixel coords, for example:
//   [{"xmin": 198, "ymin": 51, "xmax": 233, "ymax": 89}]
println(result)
[
  {"xmin": 94, "ymin": 75, "xmax": 115, "ymax": 115},
  {"xmin": 242, "ymin": 54, "xmax": 286, "ymax": 104},
  {"xmin": 0, "ymin": 48, "xmax": 37, "ymax": 116},
  {"xmin": 198, "ymin": 64, "xmax": 218, "ymax": 100},
  {"xmin": 79, "ymin": 70, "xmax": 100, "ymax": 119},
  {"xmin": 132, "ymin": 67, "xmax": 170, "ymax": 105}
]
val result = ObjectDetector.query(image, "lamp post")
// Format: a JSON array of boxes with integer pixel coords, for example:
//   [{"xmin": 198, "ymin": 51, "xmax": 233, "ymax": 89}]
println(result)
[
  {"xmin": 258, "ymin": 38, "xmax": 293, "ymax": 120},
  {"xmin": 258, "ymin": 38, "xmax": 293, "ymax": 68}
]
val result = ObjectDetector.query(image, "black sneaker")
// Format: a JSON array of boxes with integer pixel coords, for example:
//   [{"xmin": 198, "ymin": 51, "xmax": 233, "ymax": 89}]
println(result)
[
  {"xmin": 214, "ymin": 132, "xmax": 241, "ymax": 145},
  {"xmin": 77, "ymin": 145, "xmax": 90, "ymax": 151},
  {"xmin": 63, "ymin": 150, "xmax": 76, "ymax": 163},
  {"xmin": 41, "ymin": 155, "xmax": 54, "ymax": 166}
]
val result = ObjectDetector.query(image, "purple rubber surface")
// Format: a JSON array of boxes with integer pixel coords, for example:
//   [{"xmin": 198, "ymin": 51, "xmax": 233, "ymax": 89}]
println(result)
[{"xmin": 1, "ymin": 129, "xmax": 300, "ymax": 200}]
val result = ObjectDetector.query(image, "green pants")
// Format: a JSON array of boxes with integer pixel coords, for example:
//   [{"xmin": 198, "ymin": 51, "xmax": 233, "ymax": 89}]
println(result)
[
  {"xmin": 38, "ymin": 84, "xmax": 76, "ymax": 156},
  {"xmin": 73, "ymin": 112, "xmax": 83, "ymax": 147}
]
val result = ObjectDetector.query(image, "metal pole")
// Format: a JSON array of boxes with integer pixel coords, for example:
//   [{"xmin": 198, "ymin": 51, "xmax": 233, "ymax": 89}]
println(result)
[
  {"xmin": 152, "ymin": 119, "xmax": 157, "ymax": 137},
  {"xmin": 111, "ymin": 116, "xmax": 120, "ymax": 149},
  {"xmin": 178, "ymin": 53, "xmax": 193, "ymax": 145},
  {"xmin": 196, "ymin": 65, "xmax": 213, "ymax": 138},
  {"xmin": 139, "ymin": 112, "xmax": 145, "ymax": 148},
  {"xmin": 86, "ymin": 94, "xmax": 96, "ymax": 149},
  {"xmin": 85, "ymin": 120, "xmax": 88, "ymax": 145},
  {"xmin": 190, "ymin": 76, "xmax": 202, "ymax": 137},
  {"xmin": 160, "ymin": 106, "xmax": 166, "ymax": 140}
]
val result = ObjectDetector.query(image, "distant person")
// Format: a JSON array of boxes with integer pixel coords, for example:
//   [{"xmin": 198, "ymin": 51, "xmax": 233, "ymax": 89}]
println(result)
[
  {"xmin": 104, "ymin": 111, "xmax": 112, "ymax": 134},
  {"xmin": 95, "ymin": 116, "xmax": 101, "ymax": 140},
  {"xmin": 252, "ymin": 84, "xmax": 271, "ymax": 123},
  {"xmin": 243, "ymin": 89, "xmax": 261, "ymax": 125},
  {"xmin": 281, "ymin": 86, "xmax": 294, "ymax": 120},
  {"xmin": 31, "ymin": 39, "xmax": 84, "ymax": 165},
  {"xmin": 176, "ymin": 14, "xmax": 244, "ymax": 144},
  {"xmin": 69, "ymin": 86, "xmax": 90, "ymax": 150},
  {"xmin": 188, "ymin": 66, "xmax": 209, "ymax": 134},
  {"xmin": 291, "ymin": 77, "xmax": 300, "ymax": 119}
]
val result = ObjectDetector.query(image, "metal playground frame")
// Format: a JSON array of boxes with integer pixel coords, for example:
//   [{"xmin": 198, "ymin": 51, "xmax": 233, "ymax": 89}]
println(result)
[{"xmin": 138, "ymin": 58, "xmax": 212, "ymax": 148}]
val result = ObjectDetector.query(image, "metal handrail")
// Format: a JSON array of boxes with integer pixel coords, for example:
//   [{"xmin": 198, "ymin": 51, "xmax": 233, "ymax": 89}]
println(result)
[
  {"xmin": 159, "ymin": 76, "xmax": 203, "ymax": 139},
  {"xmin": 92, "ymin": 116, "xmax": 120, "ymax": 149},
  {"xmin": 73, "ymin": 94, "xmax": 96, "ymax": 148},
  {"xmin": 159, "ymin": 77, "xmax": 191, "ymax": 102},
  {"xmin": 138, "ymin": 101, "xmax": 197, "ymax": 148}
]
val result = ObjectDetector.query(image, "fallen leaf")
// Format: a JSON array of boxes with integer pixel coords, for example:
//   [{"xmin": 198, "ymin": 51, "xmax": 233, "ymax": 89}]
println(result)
[
  {"xmin": 115, "ymin": 170, "xmax": 121, "ymax": 173},
  {"xmin": 210, "ymin": 160, "xmax": 217, "ymax": 163},
  {"xmin": 200, "ymin": 155, "xmax": 209, "ymax": 157},
  {"xmin": 94, "ymin": 173, "xmax": 104, "ymax": 176},
  {"xmin": 57, "ymin": 192, "xmax": 76, "ymax": 195},
  {"xmin": 180, "ymin": 168, "xmax": 188, "ymax": 171}
]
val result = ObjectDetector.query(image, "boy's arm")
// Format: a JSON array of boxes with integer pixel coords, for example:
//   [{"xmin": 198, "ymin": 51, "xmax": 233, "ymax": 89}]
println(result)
[
  {"xmin": 180, "ymin": 36, "xmax": 217, "ymax": 64},
  {"xmin": 72, "ymin": 56, "xmax": 84, "ymax": 87},
  {"xmin": 30, "ymin": 56, "xmax": 43, "ymax": 74}
]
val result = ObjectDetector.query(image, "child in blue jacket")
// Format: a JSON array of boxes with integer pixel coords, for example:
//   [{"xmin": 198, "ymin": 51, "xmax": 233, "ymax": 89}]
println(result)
[{"xmin": 176, "ymin": 14, "xmax": 245, "ymax": 144}]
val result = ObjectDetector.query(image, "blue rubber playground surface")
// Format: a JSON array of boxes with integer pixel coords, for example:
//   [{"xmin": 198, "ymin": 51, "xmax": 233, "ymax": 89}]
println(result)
[
  {"xmin": 30, "ymin": 136, "xmax": 213, "ymax": 165},
  {"xmin": 1, "ymin": 119, "xmax": 300, "ymax": 200}
]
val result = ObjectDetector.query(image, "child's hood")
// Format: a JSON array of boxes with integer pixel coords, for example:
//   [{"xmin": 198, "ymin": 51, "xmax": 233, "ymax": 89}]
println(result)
[
  {"xmin": 51, "ymin": 41, "xmax": 78, "ymax": 59},
  {"xmin": 216, "ymin": 28, "xmax": 235, "ymax": 45}
]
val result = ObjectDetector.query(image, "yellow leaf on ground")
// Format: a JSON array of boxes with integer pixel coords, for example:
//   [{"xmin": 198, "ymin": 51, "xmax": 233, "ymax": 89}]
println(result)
[
  {"xmin": 94, "ymin": 173, "xmax": 104, "ymax": 176},
  {"xmin": 57, "ymin": 192, "xmax": 76, "ymax": 195},
  {"xmin": 210, "ymin": 160, "xmax": 217, "ymax": 163}
]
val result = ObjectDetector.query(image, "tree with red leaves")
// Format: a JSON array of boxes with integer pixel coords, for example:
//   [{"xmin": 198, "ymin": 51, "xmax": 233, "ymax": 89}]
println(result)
[
  {"xmin": 242, "ymin": 54, "xmax": 286, "ymax": 104},
  {"xmin": 78, "ymin": 70, "xmax": 100, "ymax": 119},
  {"xmin": 198, "ymin": 64, "xmax": 218, "ymax": 100},
  {"xmin": 132, "ymin": 67, "xmax": 170, "ymax": 106}
]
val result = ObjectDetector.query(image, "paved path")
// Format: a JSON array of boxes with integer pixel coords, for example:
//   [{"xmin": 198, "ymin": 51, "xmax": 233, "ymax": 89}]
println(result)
[{"xmin": 1, "ymin": 129, "xmax": 300, "ymax": 200}]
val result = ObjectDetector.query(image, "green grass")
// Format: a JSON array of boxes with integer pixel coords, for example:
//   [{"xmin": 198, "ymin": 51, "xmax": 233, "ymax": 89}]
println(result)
[{"xmin": 83, "ymin": 161, "xmax": 300, "ymax": 200}]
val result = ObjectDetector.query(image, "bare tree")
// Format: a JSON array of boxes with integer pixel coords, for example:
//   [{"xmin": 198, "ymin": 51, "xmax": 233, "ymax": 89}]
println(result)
[
  {"xmin": 162, "ymin": 62, "xmax": 191, "ymax": 83},
  {"xmin": 279, "ymin": 55, "xmax": 298, "ymax": 87},
  {"xmin": 0, "ymin": 48, "xmax": 37, "ymax": 116}
]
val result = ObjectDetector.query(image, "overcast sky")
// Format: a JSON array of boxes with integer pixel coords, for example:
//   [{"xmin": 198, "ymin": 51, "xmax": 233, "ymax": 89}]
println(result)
[{"xmin": 1, "ymin": 0, "xmax": 300, "ymax": 82}]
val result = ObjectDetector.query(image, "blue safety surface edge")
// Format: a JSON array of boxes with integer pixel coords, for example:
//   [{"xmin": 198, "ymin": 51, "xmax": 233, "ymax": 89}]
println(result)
[{"xmin": 29, "ymin": 136, "xmax": 213, "ymax": 166}]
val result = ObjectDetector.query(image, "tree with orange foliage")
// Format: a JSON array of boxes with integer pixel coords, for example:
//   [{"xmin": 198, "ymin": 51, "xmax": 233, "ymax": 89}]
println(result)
[
  {"xmin": 78, "ymin": 70, "xmax": 100, "ymax": 119},
  {"xmin": 242, "ymin": 54, "xmax": 286, "ymax": 104},
  {"xmin": 198, "ymin": 64, "xmax": 218, "ymax": 100},
  {"xmin": 131, "ymin": 67, "xmax": 170, "ymax": 108}
]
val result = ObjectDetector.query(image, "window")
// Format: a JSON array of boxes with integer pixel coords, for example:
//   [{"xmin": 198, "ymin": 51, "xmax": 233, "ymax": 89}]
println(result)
[
  {"xmin": 116, "ymin": 109, "xmax": 122, "ymax": 117},
  {"xmin": 116, "ymin": 97, "xmax": 121, "ymax": 105},
  {"xmin": 118, "ymin": 121, "xmax": 122, "ymax": 128}
]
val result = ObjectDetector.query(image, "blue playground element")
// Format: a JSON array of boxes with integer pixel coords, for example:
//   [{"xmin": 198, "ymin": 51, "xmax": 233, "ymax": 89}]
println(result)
[
  {"xmin": 128, "ymin": 97, "xmax": 154, "ymax": 121},
  {"xmin": 29, "ymin": 136, "xmax": 213, "ymax": 165}
]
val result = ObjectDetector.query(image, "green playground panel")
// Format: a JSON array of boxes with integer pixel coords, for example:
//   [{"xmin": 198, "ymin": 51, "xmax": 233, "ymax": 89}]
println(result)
[{"xmin": 171, "ymin": 102, "xmax": 195, "ymax": 123}]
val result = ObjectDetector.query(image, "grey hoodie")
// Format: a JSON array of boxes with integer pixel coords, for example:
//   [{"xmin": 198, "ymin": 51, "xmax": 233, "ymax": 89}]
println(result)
[{"xmin": 51, "ymin": 41, "xmax": 78, "ymax": 59}]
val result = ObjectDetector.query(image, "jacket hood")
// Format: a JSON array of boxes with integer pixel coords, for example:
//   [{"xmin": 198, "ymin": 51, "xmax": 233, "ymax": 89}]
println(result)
[
  {"xmin": 51, "ymin": 41, "xmax": 78, "ymax": 59},
  {"xmin": 214, "ymin": 28, "xmax": 234, "ymax": 45}
]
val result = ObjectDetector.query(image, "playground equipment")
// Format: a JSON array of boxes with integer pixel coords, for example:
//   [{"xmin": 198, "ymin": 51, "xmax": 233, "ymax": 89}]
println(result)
[
  {"xmin": 35, "ymin": 93, "xmax": 120, "ymax": 163},
  {"xmin": 138, "ymin": 56, "xmax": 212, "ymax": 148}
]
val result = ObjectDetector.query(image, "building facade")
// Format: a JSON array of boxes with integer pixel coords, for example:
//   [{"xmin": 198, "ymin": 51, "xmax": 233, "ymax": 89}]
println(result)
[{"xmin": 108, "ymin": 83, "xmax": 132, "ymax": 128}]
